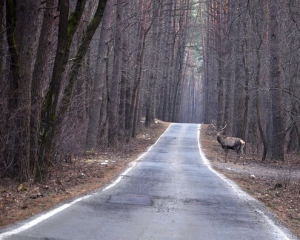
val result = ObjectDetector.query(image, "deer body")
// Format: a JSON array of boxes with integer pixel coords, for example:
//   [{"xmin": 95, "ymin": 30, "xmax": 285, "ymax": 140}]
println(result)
[{"xmin": 212, "ymin": 121, "xmax": 246, "ymax": 164}]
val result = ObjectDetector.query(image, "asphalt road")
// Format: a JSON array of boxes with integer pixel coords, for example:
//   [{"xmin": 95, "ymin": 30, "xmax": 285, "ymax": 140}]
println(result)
[{"xmin": 0, "ymin": 123, "xmax": 296, "ymax": 240}]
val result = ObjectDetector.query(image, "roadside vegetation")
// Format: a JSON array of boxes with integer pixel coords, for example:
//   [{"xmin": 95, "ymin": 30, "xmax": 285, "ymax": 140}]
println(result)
[{"xmin": 0, "ymin": 121, "xmax": 169, "ymax": 228}]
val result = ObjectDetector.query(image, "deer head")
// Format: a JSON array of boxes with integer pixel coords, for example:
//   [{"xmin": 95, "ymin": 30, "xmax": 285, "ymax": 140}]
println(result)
[{"xmin": 211, "ymin": 120, "xmax": 227, "ymax": 139}]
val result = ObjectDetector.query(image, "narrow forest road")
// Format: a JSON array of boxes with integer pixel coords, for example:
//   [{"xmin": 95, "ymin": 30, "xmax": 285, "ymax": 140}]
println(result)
[{"xmin": 0, "ymin": 123, "xmax": 296, "ymax": 240}]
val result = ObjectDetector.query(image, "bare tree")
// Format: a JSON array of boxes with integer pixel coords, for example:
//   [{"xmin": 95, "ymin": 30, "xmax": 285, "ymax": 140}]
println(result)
[
  {"xmin": 107, "ymin": 0, "xmax": 123, "ymax": 147},
  {"xmin": 268, "ymin": 0, "xmax": 285, "ymax": 161},
  {"xmin": 4, "ymin": 0, "xmax": 40, "ymax": 181},
  {"xmin": 0, "ymin": 0, "xmax": 203, "ymax": 182},
  {"xmin": 31, "ymin": 0, "xmax": 58, "ymax": 175},
  {"xmin": 85, "ymin": 1, "xmax": 113, "ymax": 152}
]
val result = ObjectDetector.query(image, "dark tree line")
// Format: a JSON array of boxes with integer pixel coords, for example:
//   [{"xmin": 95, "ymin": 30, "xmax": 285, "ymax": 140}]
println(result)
[
  {"xmin": 4, "ymin": 0, "xmax": 298, "ymax": 182},
  {"xmin": 0, "ymin": 0, "xmax": 199, "ymax": 182},
  {"xmin": 200, "ymin": 0, "xmax": 300, "ymax": 161}
]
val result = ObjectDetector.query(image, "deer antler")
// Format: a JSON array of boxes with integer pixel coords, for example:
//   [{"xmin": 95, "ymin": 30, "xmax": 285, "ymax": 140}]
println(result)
[
  {"xmin": 220, "ymin": 122, "xmax": 227, "ymax": 131},
  {"xmin": 211, "ymin": 120, "xmax": 218, "ymax": 131}
]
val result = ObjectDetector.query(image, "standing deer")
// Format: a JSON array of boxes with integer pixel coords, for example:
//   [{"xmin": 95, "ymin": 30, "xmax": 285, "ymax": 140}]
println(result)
[{"xmin": 211, "ymin": 121, "xmax": 246, "ymax": 164}]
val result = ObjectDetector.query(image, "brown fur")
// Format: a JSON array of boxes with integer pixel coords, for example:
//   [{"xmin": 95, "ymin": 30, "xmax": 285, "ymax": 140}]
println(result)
[{"xmin": 212, "ymin": 122, "xmax": 246, "ymax": 164}]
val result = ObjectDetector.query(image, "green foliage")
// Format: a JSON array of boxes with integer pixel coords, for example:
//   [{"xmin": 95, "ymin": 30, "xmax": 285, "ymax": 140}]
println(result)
[{"xmin": 67, "ymin": 11, "xmax": 79, "ymax": 37}]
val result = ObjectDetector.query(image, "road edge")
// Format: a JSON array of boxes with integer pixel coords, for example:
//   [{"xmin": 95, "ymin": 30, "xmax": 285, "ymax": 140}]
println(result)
[
  {"xmin": 0, "ymin": 123, "xmax": 173, "ymax": 239},
  {"xmin": 197, "ymin": 124, "xmax": 297, "ymax": 240}
]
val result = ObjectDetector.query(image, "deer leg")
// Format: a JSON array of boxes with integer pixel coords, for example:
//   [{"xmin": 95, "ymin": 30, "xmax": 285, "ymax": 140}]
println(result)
[
  {"xmin": 224, "ymin": 148, "xmax": 228, "ymax": 163},
  {"xmin": 234, "ymin": 152, "xmax": 240, "ymax": 164},
  {"xmin": 241, "ymin": 147, "xmax": 245, "ymax": 165},
  {"xmin": 235, "ymin": 146, "xmax": 245, "ymax": 164}
]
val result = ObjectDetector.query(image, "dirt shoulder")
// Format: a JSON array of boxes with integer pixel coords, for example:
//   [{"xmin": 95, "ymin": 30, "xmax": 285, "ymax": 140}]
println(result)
[
  {"xmin": 0, "ymin": 120, "xmax": 170, "ymax": 229},
  {"xmin": 200, "ymin": 124, "xmax": 300, "ymax": 239}
]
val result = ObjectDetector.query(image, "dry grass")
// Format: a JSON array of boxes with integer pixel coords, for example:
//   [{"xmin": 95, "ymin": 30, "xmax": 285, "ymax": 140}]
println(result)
[{"xmin": 0, "ymin": 120, "xmax": 170, "ymax": 228}]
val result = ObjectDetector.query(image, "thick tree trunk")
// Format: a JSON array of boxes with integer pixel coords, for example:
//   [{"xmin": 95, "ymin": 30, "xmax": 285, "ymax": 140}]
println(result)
[
  {"xmin": 31, "ymin": 0, "xmax": 57, "ymax": 174},
  {"xmin": 5, "ymin": 0, "xmax": 39, "ymax": 181},
  {"xmin": 37, "ymin": 0, "xmax": 70, "ymax": 182},
  {"xmin": 108, "ymin": 0, "xmax": 122, "ymax": 147},
  {"xmin": 232, "ymin": 2, "xmax": 245, "ymax": 138},
  {"xmin": 269, "ymin": 0, "xmax": 285, "ymax": 161},
  {"xmin": 251, "ymin": 0, "xmax": 268, "ymax": 161},
  {"xmin": 5, "ymin": 0, "xmax": 22, "ymax": 178},
  {"xmin": 118, "ymin": 3, "xmax": 130, "ymax": 143}
]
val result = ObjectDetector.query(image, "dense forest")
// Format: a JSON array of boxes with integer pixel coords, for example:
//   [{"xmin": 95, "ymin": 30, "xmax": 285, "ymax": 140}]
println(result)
[
  {"xmin": 0, "ymin": 0, "xmax": 201, "ymax": 182},
  {"xmin": 0, "ymin": 0, "xmax": 299, "ymax": 182},
  {"xmin": 201, "ymin": 0, "xmax": 300, "ymax": 162}
]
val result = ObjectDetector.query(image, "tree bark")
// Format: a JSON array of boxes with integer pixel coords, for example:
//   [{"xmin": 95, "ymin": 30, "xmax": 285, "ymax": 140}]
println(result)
[
  {"xmin": 85, "ymin": 0, "xmax": 113, "ymax": 152},
  {"xmin": 232, "ymin": 0, "xmax": 245, "ymax": 138},
  {"xmin": 37, "ymin": 0, "xmax": 70, "ymax": 182},
  {"xmin": 5, "ymin": 0, "xmax": 39, "ymax": 181},
  {"xmin": 108, "ymin": 0, "xmax": 123, "ymax": 147},
  {"xmin": 269, "ymin": 0, "xmax": 285, "ymax": 161},
  {"xmin": 31, "ymin": 0, "xmax": 57, "ymax": 174},
  {"xmin": 37, "ymin": 0, "xmax": 93, "ymax": 181},
  {"xmin": 56, "ymin": 0, "xmax": 108, "ymax": 138}
]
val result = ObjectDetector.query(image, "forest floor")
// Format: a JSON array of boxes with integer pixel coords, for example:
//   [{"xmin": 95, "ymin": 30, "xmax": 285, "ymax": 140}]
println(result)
[
  {"xmin": 201, "ymin": 124, "xmax": 300, "ymax": 239},
  {"xmin": 0, "ymin": 120, "xmax": 170, "ymax": 229},
  {"xmin": 0, "ymin": 122, "xmax": 299, "ymax": 238}
]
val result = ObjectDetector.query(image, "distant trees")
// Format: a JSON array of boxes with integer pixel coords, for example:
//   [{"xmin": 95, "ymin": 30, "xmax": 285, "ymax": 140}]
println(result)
[
  {"xmin": 4, "ymin": 0, "xmax": 299, "ymax": 181},
  {"xmin": 2, "ymin": 0, "xmax": 299, "ymax": 182},
  {"xmin": 0, "ymin": 0, "xmax": 198, "ymax": 182},
  {"xmin": 201, "ymin": 0, "xmax": 300, "ymax": 161}
]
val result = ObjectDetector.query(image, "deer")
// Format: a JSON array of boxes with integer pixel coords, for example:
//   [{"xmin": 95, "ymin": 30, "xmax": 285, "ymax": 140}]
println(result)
[{"xmin": 211, "ymin": 120, "xmax": 246, "ymax": 164}]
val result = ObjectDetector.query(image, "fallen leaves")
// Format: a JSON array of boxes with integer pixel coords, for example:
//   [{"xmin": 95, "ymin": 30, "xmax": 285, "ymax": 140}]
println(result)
[{"xmin": 0, "ymin": 120, "xmax": 170, "ymax": 229}]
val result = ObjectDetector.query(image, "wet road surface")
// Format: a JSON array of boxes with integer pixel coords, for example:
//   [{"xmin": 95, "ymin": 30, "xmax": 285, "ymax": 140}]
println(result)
[{"xmin": 0, "ymin": 123, "xmax": 296, "ymax": 240}]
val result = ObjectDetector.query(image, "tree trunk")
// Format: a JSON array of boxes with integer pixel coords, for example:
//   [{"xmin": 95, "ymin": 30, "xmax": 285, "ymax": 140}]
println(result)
[
  {"xmin": 37, "ymin": 0, "xmax": 100, "ymax": 181},
  {"xmin": 251, "ymin": 0, "xmax": 268, "ymax": 161},
  {"xmin": 31, "ymin": 0, "xmax": 57, "ymax": 174},
  {"xmin": 85, "ymin": 1, "xmax": 113, "ymax": 152},
  {"xmin": 4, "ymin": 0, "xmax": 39, "ymax": 181},
  {"xmin": 118, "ymin": 2, "xmax": 130, "ymax": 143},
  {"xmin": 216, "ymin": 0, "xmax": 225, "ymax": 125},
  {"xmin": 128, "ymin": 0, "xmax": 153, "ymax": 138},
  {"xmin": 232, "ymin": 1, "xmax": 245, "ymax": 138},
  {"xmin": 108, "ymin": 0, "xmax": 123, "ymax": 147},
  {"xmin": 56, "ymin": 0, "xmax": 108, "ymax": 138},
  {"xmin": 269, "ymin": 0, "xmax": 285, "ymax": 161},
  {"xmin": 37, "ymin": 0, "xmax": 70, "ymax": 182},
  {"xmin": 161, "ymin": 0, "xmax": 173, "ymax": 122}
]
